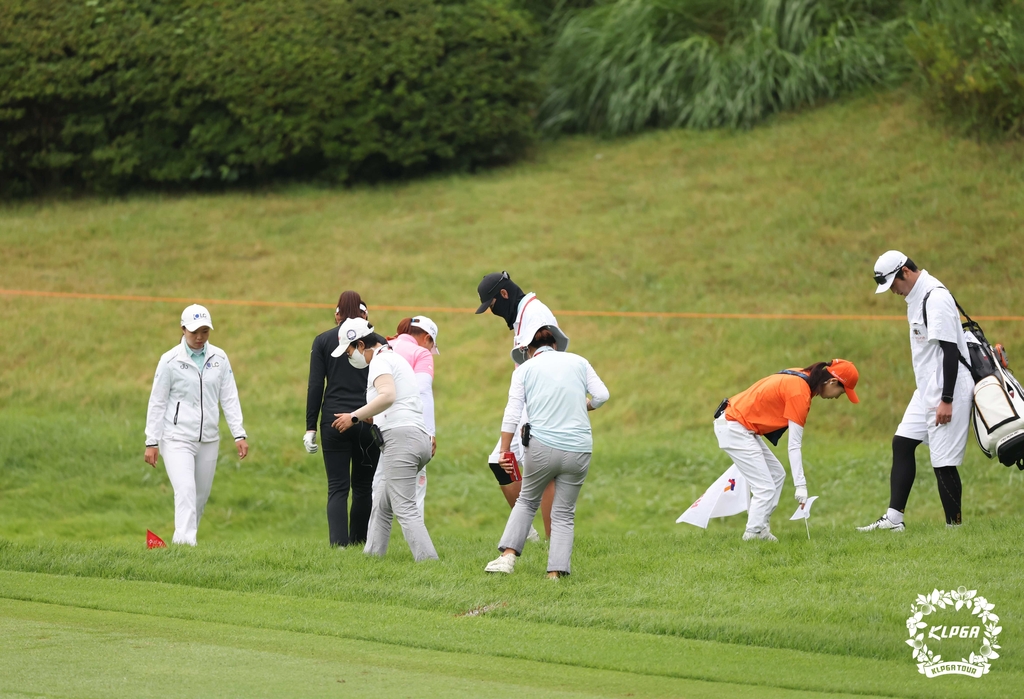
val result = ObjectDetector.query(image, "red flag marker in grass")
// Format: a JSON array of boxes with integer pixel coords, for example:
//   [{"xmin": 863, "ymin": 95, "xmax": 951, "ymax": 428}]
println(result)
[{"xmin": 147, "ymin": 530, "xmax": 166, "ymax": 549}]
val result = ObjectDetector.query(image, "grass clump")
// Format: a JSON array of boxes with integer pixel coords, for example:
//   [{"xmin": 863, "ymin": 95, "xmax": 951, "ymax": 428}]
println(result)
[{"xmin": 540, "ymin": 0, "xmax": 912, "ymax": 134}]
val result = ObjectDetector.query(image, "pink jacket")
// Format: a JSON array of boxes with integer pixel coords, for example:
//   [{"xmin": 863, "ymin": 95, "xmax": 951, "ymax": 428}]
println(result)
[{"xmin": 389, "ymin": 334, "xmax": 434, "ymax": 378}]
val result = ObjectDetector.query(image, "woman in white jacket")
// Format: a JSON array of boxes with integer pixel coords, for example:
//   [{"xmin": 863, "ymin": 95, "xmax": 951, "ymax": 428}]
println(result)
[{"xmin": 144, "ymin": 304, "xmax": 248, "ymax": 545}]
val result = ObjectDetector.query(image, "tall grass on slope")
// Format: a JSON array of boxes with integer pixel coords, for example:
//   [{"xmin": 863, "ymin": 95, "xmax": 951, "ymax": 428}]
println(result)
[{"xmin": 541, "ymin": 0, "xmax": 912, "ymax": 134}]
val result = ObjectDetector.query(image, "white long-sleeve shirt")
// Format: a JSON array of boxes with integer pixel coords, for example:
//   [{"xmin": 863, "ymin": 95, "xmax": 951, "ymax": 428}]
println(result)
[
  {"xmin": 145, "ymin": 338, "xmax": 246, "ymax": 446},
  {"xmin": 787, "ymin": 421, "xmax": 806, "ymax": 488},
  {"xmin": 501, "ymin": 347, "xmax": 609, "ymax": 453}
]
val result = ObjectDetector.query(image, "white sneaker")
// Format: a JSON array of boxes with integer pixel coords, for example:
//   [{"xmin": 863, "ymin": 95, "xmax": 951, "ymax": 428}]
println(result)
[
  {"xmin": 484, "ymin": 554, "xmax": 516, "ymax": 574},
  {"xmin": 857, "ymin": 515, "xmax": 905, "ymax": 532},
  {"xmin": 526, "ymin": 526, "xmax": 541, "ymax": 543},
  {"xmin": 742, "ymin": 529, "xmax": 778, "ymax": 542}
]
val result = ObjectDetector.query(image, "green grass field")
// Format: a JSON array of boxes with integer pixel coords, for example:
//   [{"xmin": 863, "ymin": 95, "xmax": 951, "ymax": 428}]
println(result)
[{"xmin": 2, "ymin": 91, "xmax": 1024, "ymax": 697}]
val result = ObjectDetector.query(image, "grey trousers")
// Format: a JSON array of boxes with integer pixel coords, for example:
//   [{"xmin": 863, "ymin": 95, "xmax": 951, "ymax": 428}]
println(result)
[
  {"xmin": 497, "ymin": 439, "xmax": 590, "ymax": 574},
  {"xmin": 363, "ymin": 426, "xmax": 438, "ymax": 562}
]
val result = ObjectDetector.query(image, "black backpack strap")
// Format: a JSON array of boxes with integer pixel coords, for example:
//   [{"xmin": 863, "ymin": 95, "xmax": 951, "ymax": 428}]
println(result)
[
  {"xmin": 777, "ymin": 369, "xmax": 812, "ymax": 386},
  {"xmin": 921, "ymin": 287, "xmax": 972, "ymax": 372},
  {"xmin": 762, "ymin": 370, "xmax": 811, "ymax": 446}
]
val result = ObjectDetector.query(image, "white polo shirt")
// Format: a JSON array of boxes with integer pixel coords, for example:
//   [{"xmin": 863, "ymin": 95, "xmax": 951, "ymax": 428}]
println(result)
[
  {"xmin": 905, "ymin": 270, "xmax": 972, "ymax": 406},
  {"xmin": 366, "ymin": 346, "xmax": 427, "ymax": 434}
]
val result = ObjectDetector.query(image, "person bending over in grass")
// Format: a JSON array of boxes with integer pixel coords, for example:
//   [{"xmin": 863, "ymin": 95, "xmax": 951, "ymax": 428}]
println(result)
[
  {"xmin": 714, "ymin": 360, "xmax": 859, "ymax": 542},
  {"xmin": 144, "ymin": 304, "xmax": 248, "ymax": 546},
  {"xmin": 377, "ymin": 316, "xmax": 440, "ymax": 520},
  {"xmin": 485, "ymin": 328, "xmax": 609, "ymax": 579},
  {"xmin": 475, "ymin": 271, "xmax": 570, "ymax": 543},
  {"xmin": 331, "ymin": 318, "xmax": 438, "ymax": 562}
]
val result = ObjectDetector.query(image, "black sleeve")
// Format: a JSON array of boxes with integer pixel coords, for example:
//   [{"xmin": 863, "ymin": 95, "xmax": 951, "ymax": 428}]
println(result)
[
  {"xmin": 306, "ymin": 336, "xmax": 327, "ymax": 431},
  {"xmin": 940, "ymin": 340, "xmax": 959, "ymax": 403}
]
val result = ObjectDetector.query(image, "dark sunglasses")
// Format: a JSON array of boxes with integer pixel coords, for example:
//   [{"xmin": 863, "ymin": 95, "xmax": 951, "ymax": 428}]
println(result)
[{"xmin": 873, "ymin": 262, "xmax": 904, "ymax": 286}]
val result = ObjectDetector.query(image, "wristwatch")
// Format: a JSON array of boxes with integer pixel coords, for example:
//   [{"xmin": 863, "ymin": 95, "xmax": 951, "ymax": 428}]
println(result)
[{"xmin": 351, "ymin": 415, "xmax": 360, "ymax": 423}]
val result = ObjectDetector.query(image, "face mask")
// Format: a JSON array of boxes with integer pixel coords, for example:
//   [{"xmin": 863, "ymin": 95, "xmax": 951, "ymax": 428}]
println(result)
[
  {"xmin": 348, "ymin": 347, "xmax": 368, "ymax": 369},
  {"xmin": 490, "ymin": 295, "xmax": 512, "ymax": 320}
]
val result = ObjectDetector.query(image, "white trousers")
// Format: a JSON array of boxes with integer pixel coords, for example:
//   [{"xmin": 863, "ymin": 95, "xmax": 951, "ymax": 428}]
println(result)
[
  {"xmin": 372, "ymin": 462, "xmax": 426, "ymax": 520},
  {"xmin": 714, "ymin": 417, "xmax": 786, "ymax": 535},
  {"xmin": 161, "ymin": 439, "xmax": 219, "ymax": 546}
]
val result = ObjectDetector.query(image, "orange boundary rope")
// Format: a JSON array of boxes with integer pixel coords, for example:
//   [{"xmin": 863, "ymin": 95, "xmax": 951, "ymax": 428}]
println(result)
[{"xmin": 3, "ymin": 288, "xmax": 1023, "ymax": 322}]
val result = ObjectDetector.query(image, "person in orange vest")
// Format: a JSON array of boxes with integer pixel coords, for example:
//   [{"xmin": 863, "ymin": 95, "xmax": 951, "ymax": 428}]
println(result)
[{"xmin": 713, "ymin": 360, "xmax": 860, "ymax": 541}]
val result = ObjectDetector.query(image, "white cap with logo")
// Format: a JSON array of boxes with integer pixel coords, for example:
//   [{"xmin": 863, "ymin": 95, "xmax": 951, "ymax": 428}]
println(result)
[
  {"xmin": 181, "ymin": 304, "xmax": 214, "ymax": 331},
  {"xmin": 331, "ymin": 317, "xmax": 375, "ymax": 358},
  {"xmin": 873, "ymin": 250, "xmax": 909, "ymax": 294},
  {"xmin": 410, "ymin": 316, "xmax": 440, "ymax": 355}
]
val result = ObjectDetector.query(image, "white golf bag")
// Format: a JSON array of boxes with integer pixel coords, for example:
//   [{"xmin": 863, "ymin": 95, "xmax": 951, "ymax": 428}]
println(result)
[
  {"xmin": 968, "ymin": 338, "xmax": 1024, "ymax": 469},
  {"xmin": 924, "ymin": 289, "xmax": 1024, "ymax": 469}
]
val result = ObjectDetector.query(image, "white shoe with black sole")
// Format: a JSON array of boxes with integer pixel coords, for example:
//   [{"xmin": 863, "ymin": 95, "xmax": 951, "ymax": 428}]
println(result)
[{"xmin": 856, "ymin": 515, "xmax": 905, "ymax": 532}]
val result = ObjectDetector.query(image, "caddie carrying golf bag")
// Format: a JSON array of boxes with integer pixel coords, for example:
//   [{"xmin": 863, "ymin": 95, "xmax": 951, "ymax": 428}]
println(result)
[{"xmin": 925, "ymin": 289, "xmax": 1024, "ymax": 469}]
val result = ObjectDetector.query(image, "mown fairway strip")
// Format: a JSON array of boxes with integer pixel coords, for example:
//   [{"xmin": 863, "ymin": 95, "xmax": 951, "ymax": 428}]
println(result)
[
  {"xmin": 0, "ymin": 571, "xmax": 1017, "ymax": 699},
  {"xmin": 6, "ymin": 287, "xmax": 1024, "ymax": 322},
  {"xmin": 1, "ymin": 598, "xmax": 882, "ymax": 699}
]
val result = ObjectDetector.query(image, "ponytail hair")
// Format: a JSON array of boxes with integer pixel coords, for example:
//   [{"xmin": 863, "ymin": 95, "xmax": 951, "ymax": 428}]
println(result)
[
  {"xmin": 337, "ymin": 291, "xmax": 364, "ymax": 320},
  {"xmin": 389, "ymin": 317, "xmax": 430, "ymax": 342},
  {"xmin": 529, "ymin": 327, "xmax": 557, "ymax": 350},
  {"xmin": 801, "ymin": 361, "xmax": 835, "ymax": 395}
]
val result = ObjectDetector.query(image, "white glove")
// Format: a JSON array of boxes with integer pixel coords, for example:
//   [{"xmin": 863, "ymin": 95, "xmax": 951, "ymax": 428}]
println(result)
[
  {"xmin": 303, "ymin": 431, "xmax": 318, "ymax": 454},
  {"xmin": 794, "ymin": 485, "xmax": 808, "ymax": 504}
]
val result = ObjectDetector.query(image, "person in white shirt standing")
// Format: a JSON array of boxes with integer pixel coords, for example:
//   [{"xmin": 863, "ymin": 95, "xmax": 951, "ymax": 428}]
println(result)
[
  {"xmin": 485, "ymin": 328, "xmax": 609, "ymax": 578},
  {"xmin": 858, "ymin": 251, "xmax": 973, "ymax": 532},
  {"xmin": 476, "ymin": 271, "xmax": 569, "ymax": 542},
  {"xmin": 144, "ymin": 305, "xmax": 248, "ymax": 545},
  {"xmin": 330, "ymin": 318, "xmax": 438, "ymax": 562}
]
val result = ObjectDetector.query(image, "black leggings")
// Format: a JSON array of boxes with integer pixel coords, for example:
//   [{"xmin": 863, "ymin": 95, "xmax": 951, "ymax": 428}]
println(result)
[
  {"xmin": 889, "ymin": 435, "xmax": 962, "ymax": 525},
  {"xmin": 321, "ymin": 422, "xmax": 380, "ymax": 546}
]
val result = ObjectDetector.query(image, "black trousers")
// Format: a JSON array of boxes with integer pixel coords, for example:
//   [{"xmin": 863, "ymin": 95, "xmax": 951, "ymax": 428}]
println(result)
[{"xmin": 321, "ymin": 422, "xmax": 380, "ymax": 546}]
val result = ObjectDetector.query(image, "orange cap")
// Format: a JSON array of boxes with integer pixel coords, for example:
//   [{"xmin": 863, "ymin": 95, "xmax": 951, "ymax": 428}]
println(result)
[{"xmin": 827, "ymin": 359, "xmax": 859, "ymax": 403}]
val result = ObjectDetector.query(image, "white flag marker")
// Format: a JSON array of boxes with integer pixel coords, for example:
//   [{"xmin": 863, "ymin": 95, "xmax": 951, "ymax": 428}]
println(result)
[
  {"xmin": 789, "ymin": 495, "xmax": 819, "ymax": 539},
  {"xmin": 676, "ymin": 465, "xmax": 749, "ymax": 528}
]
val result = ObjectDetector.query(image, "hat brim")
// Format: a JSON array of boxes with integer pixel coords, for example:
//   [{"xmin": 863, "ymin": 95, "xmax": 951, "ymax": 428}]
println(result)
[
  {"xmin": 475, "ymin": 299, "xmax": 492, "ymax": 314},
  {"xmin": 874, "ymin": 274, "xmax": 895, "ymax": 294},
  {"xmin": 845, "ymin": 386, "xmax": 860, "ymax": 403},
  {"xmin": 330, "ymin": 345, "xmax": 346, "ymax": 358},
  {"xmin": 182, "ymin": 321, "xmax": 213, "ymax": 332}
]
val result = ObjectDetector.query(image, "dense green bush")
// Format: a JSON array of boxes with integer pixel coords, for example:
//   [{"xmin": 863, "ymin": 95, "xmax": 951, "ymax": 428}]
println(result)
[
  {"xmin": 0, "ymin": 0, "xmax": 539, "ymax": 196},
  {"xmin": 539, "ymin": 0, "xmax": 912, "ymax": 134},
  {"xmin": 907, "ymin": 0, "xmax": 1024, "ymax": 138}
]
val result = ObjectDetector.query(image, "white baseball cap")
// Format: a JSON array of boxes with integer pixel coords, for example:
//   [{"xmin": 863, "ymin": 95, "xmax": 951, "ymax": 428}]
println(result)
[
  {"xmin": 873, "ymin": 250, "xmax": 908, "ymax": 294},
  {"xmin": 410, "ymin": 316, "xmax": 440, "ymax": 355},
  {"xmin": 331, "ymin": 317, "xmax": 376, "ymax": 357},
  {"xmin": 181, "ymin": 304, "xmax": 214, "ymax": 331}
]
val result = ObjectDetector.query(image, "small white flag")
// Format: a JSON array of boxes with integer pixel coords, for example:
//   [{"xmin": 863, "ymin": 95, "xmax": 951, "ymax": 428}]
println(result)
[
  {"xmin": 676, "ymin": 465, "xmax": 749, "ymax": 528},
  {"xmin": 789, "ymin": 495, "xmax": 819, "ymax": 521}
]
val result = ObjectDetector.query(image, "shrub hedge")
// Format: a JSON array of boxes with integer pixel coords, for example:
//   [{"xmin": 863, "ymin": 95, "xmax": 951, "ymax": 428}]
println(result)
[
  {"xmin": 0, "ymin": 0, "xmax": 539, "ymax": 196},
  {"xmin": 907, "ymin": 0, "xmax": 1024, "ymax": 138}
]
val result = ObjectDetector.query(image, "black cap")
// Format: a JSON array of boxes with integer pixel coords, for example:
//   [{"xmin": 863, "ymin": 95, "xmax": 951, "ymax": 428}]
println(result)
[{"xmin": 475, "ymin": 271, "xmax": 509, "ymax": 314}]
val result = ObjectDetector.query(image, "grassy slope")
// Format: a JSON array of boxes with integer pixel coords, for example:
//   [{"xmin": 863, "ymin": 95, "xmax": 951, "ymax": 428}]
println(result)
[{"xmin": 2, "ymin": 92, "xmax": 1024, "ymax": 697}]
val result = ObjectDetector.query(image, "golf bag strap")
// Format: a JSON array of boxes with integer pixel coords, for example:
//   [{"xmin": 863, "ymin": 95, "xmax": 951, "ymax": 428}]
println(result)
[{"xmin": 922, "ymin": 288, "xmax": 972, "ymax": 372}]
